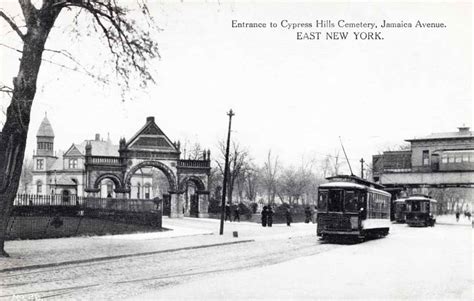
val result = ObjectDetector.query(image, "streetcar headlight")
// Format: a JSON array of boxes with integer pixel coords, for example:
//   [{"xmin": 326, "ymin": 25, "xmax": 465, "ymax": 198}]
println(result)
[{"xmin": 350, "ymin": 217, "xmax": 359, "ymax": 229}]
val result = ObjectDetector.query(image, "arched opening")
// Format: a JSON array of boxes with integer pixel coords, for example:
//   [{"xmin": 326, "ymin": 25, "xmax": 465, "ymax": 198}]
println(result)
[
  {"xmin": 125, "ymin": 161, "xmax": 177, "ymax": 216},
  {"xmin": 183, "ymin": 181, "xmax": 198, "ymax": 217},
  {"xmin": 179, "ymin": 176, "xmax": 207, "ymax": 217},
  {"xmin": 97, "ymin": 179, "xmax": 116, "ymax": 198},
  {"xmin": 93, "ymin": 173, "xmax": 123, "ymax": 198}
]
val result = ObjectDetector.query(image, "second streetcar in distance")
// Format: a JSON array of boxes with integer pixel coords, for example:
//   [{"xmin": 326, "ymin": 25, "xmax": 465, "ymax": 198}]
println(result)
[
  {"xmin": 405, "ymin": 195, "xmax": 437, "ymax": 227},
  {"xmin": 317, "ymin": 175, "xmax": 392, "ymax": 240},
  {"xmin": 394, "ymin": 198, "xmax": 408, "ymax": 223}
]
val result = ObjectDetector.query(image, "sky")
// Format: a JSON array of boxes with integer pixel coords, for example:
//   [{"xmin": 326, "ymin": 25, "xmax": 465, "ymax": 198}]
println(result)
[{"xmin": 0, "ymin": 1, "xmax": 472, "ymax": 175}]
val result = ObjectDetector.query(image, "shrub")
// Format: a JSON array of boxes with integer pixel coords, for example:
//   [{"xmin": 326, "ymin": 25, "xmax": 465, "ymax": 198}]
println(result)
[
  {"xmin": 208, "ymin": 198, "xmax": 221, "ymax": 214},
  {"xmin": 249, "ymin": 202, "xmax": 258, "ymax": 213}
]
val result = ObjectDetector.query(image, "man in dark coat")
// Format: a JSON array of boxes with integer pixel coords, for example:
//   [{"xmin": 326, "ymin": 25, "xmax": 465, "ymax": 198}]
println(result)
[
  {"xmin": 225, "ymin": 204, "xmax": 232, "ymax": 222},
  {"xmin": 233, "ymin": 206, "xmax": 240, "ymax": 222},
  {"xmin": 304, "ymin": 206, "xmax": 311, "ymax": 223},
  {"xmin": 267, "ymin": 206, "xmax": 274, "ymax": 227},
  {"xmin": 261, "ymin": 206, "xmax": 267, "ymax": 227},
  {"xmin": 285, "ymin": 208, "xmax": 292, "ymax": 226}
]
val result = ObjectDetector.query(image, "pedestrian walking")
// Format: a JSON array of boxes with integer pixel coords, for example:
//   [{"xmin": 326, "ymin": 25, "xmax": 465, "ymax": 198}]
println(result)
[
  {"xmin": 225, "ymin": 203, "xmax": 232, "ymax": 222},
  {"xmin": 233, "ymin": 206, "xmax": 240, "ymax": 222},
  {"xmin": 267, "ymin": 206, "xmax": 274, "ymax": 227},
  {"xmin": 285, "ymin": 208, "xmax": 292, "ymax": 226},
  {"xmin": 304, "ymin": 206, "xmax": 312, "ymax": 223},
  {"xmin": 261, "ymin": 206, "xmax": 268, "ymax": 227},
  {"xmin": 455, "ymin": 211, "xmax": 460, "ymax": 222}
]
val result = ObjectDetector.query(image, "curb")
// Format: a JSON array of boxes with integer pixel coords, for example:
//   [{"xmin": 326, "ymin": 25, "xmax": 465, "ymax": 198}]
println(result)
[{"xmin": 0, "ymin": 239, "xmax": 254, "ymax": 273}]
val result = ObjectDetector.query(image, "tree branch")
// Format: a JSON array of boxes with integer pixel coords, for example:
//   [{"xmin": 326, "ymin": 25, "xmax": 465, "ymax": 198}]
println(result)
[{"xmin": 0, "ymin": 10, "xmax": 25, "ymax": 42}]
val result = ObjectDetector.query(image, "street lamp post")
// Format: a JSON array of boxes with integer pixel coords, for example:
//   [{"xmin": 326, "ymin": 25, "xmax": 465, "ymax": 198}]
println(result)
[{"xmin": 219, "ymin": 109, "xmax": 234, "ymax": 235}]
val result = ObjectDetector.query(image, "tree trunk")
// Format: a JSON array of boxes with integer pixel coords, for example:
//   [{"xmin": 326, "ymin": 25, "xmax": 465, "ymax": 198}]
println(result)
[{"xmin": 0, "ymin": 13, "xmax": 57, "ymax": 256}]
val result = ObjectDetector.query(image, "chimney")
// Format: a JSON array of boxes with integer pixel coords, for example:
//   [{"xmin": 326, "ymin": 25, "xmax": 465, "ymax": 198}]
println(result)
[
  {"xmin": 147, "ymin": 116, "xmax": 155, "ymax": 123},
  {"xmin": 95, "ymin": 133, "xmax": 100, "ymax": 141}
]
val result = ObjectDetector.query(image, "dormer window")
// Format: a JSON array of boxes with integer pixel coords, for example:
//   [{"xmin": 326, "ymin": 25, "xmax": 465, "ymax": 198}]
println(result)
[
  {"xmin": 68, "ymin": 159, "xmax": 78, "ymax": 169},
  {"xmin": 36, "ymin": 159, "xmax": 44, "ymax": 170}
]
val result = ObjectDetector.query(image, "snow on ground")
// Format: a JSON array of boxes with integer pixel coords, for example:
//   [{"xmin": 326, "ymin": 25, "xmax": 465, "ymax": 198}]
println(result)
[
  {"xmin": 135, "ymin": 222, "xmax": 472, "ymax": 300},
  {"xmin": 0, "ymin": 217, "xmax": 315, "ymax": 270}
]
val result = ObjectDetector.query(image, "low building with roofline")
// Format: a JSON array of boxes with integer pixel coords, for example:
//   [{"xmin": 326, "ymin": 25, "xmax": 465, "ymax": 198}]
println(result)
[{"xmin": 372, "ymin": 126, "xmax": 474, "ymax": 214}]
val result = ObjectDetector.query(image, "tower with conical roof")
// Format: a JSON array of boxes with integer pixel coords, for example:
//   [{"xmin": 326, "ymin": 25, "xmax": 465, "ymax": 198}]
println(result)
[{"xmin": 36, "ymin": 114, "xmax": 55, "ymax": 157}]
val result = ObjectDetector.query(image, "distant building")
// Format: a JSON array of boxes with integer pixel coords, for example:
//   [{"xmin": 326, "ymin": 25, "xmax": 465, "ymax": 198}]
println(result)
[
  {"xmin": 372, "ymin": 126, "xmax": 474, "ymax": 210},
  {"xmin": 31, "ymin": 116, "xmax": 155, "ymax": 199},
  {"xmin": 29, "ymin": 115, "xmax": 211, "ymax": 218}
]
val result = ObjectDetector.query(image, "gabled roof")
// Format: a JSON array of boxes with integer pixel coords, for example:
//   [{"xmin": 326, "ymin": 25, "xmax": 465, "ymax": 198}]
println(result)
[
  {"xmin": 55, "ymin": 174, "xmax": 77, "ymax": 186},
  {"xmin": 37, "ymin": 116, "xmax": 54, "ymax": 137},
  {"xmin": 126, "ymin": 117, "xmax": 179, "ymax": 152},
  {"xmin": 63, "ymin": 144, "xmax": 83, "ymax": 157}
]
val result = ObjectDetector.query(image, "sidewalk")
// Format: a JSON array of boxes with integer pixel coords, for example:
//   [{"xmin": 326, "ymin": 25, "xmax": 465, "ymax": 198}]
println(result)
[
  {"xmin": 0, "ymin": 218, "xmax": 316, "ymax": 271},
  {"xmin": 436, "ymin": 214, "xmax": 472, "ymax": 226}
]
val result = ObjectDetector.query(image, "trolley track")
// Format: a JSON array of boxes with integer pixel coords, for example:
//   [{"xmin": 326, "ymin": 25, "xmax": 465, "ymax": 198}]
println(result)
[{"xmin": 1, "ymin": 236, "xmax": 339, "ymax": 300}]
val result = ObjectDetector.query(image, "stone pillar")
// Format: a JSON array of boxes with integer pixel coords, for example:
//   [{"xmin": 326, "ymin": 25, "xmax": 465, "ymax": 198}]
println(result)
[
  {"xmin": 198, "ymin": 192, "xmax": 210, "ymax": 218},
  {"xmin": 170, "ymin": 192, "xmax": 184, "ymax": 218}
]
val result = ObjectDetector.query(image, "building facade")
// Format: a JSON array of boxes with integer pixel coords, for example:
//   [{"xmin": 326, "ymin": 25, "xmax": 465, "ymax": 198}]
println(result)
[
  {"xmin": 372, "ymin": 126, "xmax": 474, "ymax": 211},
  {"xmin": 30, "ymin": 116, "xmax": 211, "ymax": 217}
]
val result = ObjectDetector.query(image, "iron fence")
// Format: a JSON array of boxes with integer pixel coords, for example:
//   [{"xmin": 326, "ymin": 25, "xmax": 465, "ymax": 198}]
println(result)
[{"xmin": 12, "ymin": 194, "xmax": 162, "ymax": 227}]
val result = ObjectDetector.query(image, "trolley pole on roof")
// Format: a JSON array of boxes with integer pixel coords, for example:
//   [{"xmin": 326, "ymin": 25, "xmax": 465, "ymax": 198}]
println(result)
[
  {"xmin": 360, "ymin": 158, "xmax": 365, "ymax": 179},
  {"xmin": 219, "ymin": 109, "xmax": 234, "ymax": 235},
  {"xmin": 339, "ymin": 136, "xmax": 354, "ymax": 176}
]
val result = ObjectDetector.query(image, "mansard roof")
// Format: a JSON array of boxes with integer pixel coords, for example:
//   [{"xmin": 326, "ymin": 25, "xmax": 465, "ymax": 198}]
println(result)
[
  {"xmin": 126, "ymin": 116, "xmax": 179, "ymax": 152},
  {"xmin": 36, "ymin": 116, "xmax": 54, "ymax": 137}
]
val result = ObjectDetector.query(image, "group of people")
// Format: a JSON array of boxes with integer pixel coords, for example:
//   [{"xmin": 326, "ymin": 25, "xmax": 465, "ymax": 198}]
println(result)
[
  {"xmin": 224, "ymin": 204, "xmax": 240, "ymax": 222},
  {"xmin": 455, "ymin": 210, "xmax": 471, "ymax": 222},
  {"xmin": 261, "ymin": 206, "xmax": 293, "ymax": 227}
]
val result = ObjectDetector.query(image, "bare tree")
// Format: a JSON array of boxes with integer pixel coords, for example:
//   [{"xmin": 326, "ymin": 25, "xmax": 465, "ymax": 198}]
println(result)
[
  {"xmin": 277, "ymin": 157, "xmax": 318, "ymax": 205},
  {"xmin": 260, "ymin": 150, "xmax": 279, "ymax": 204},
  {"xmin": 320, "ymin": 150, "xmax": 342, "ymax": 178},
  {"xmin": 0, "ymin": 0, "xmax": 159, "ymax": 257},
  {"xmin": 234, "ymin": 160, "xmax": 259, "ymax": 203},
  {"xmin": 215, "ymin": 141, "xmax": 248, "ymax": 205}
]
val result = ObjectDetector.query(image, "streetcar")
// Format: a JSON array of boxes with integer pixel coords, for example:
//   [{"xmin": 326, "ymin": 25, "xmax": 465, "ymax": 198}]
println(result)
[
  {"xmin": 405, "ymin": 195, "xmax": 437, "ymax": 227},
  {"xmin": 317, "ymin": 175, "xmax": 391, "ymax": 240},
  {"xmin": 394, "ymin": 198, "xmax": 408, "ymax": 223}
]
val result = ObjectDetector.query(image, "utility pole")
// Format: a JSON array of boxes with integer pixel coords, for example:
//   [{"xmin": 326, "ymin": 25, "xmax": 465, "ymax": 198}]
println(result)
[
  {"xmin": 219, "ymin": 109, "xmax": 234, "ymax": 235},
  {"xmin": 360, "ymin": 158, "xmax": 365, "ymax": 179}
]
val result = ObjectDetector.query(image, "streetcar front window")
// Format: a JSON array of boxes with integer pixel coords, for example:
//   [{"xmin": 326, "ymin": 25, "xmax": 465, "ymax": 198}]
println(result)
[
  {"xmin": 409, "ymin": 201, "xmax": 422, "ymax": 212},
  {"xmin": 328, "ymin": 190, "xmax": 343, "ymax": 212},
  {"xmin": 318, "ymin": 191, "xmax": 328, "ymax": 211},
  {"xmin": 343, "ymin": 190, "xmax": 359, "ymax": 213}
]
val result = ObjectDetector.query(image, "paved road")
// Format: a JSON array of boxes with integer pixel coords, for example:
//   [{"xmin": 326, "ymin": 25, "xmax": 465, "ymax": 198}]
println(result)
[
  {"xmin": 1, "ymin": 228, "xmax": 336, "ymax": 299},
  {"xmin": 0, "ymin": 219, "xmax": 471, "ymax": 300}
]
